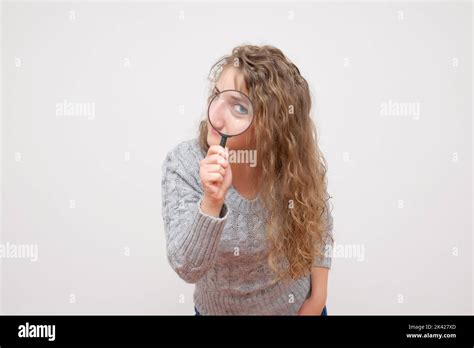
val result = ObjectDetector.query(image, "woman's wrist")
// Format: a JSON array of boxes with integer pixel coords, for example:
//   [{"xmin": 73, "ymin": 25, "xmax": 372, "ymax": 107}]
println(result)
[{"xmin": 201, "ymin": 194, "xmax": 224, "ymax": 217}]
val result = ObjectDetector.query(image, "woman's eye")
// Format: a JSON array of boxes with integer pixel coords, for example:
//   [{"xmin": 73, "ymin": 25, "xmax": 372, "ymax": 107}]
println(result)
[{"xmin": 233, "ymin": 104, "xmax": 248, "ymax": 115}]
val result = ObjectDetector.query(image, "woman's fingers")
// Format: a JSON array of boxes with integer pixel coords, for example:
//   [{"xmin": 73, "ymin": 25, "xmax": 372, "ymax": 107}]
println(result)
[
  {"xmin": 205, "ymin": 164, "xmax": 226, "ymax": 176},
  {"xmin": 199, "ymin": 145, "xmax": 231, "ymax": 202},
  {"xmin": 201, "ymin": 153, "xmax": 229, "ymax": 168},
  {"xmin": 203, "ymin": 182, "xmax": 218, "ymax": 195},
  {"xmin": 207, "ymin": 145, "xmax": 227, "ymax": 158},
  {"xmin": 204, "ymin": 172, "xmax": 224, "ymax": 184}
]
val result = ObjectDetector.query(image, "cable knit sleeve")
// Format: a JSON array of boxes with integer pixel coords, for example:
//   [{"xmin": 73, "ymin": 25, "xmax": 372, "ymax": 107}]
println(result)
[
  {"xmin": 312, "ymin": 198, "xmax": 334, "ymax": 269},
  {"xmin": 161, "ymin": 140, "xmax": 229, "ymax": 283}
]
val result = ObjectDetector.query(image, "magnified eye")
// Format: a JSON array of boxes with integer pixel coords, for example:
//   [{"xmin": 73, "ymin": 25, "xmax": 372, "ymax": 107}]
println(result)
[{"xmin": 233, "ymin": 104, "xmax": 248, "ymax": 115}]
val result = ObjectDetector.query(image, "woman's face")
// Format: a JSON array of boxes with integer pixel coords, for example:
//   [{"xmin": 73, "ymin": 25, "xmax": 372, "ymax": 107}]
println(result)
[{"xmin": 206, "ymin": 66, "xmax": 255, "ymax": 150}]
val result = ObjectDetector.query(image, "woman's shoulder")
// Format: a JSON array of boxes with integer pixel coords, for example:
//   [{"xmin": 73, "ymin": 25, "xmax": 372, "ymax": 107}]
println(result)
[
  {"xmin": 166, "ymin": 138, "xmax": 204, "ymax": 161},
  {"xmin": 161, "ymin": 138, "xmax": 205, "ymax": 198},
  {"xmin": 162, "ymin": 138, "xmax": 205, "ymax": 178}
]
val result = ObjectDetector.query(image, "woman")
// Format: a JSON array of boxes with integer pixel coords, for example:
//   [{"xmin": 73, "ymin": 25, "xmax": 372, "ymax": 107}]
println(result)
[{"xmin": 161, "ymin": 44, "xmax": 334, "ymax": 315}]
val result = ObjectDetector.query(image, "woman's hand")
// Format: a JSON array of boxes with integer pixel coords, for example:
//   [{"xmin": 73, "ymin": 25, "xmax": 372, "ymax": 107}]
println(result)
[
  {"xmin": 297, "ymin": 296, "xmax": 326, "ymax": 315},
  {"xmin": 199, "ymin": 145, "xmax": 232, "ymax": 217}
]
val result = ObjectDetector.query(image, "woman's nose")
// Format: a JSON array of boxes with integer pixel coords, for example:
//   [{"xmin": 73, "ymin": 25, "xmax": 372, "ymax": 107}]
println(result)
[{"xmin": 210, "ymin": 100, "xmax": 227, "ymax": 131}]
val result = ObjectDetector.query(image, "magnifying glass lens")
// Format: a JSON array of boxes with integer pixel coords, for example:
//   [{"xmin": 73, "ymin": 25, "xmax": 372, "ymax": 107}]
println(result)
[{"xmin": 208, "ymin": 90, "xmax": 254, "ymax": 146}]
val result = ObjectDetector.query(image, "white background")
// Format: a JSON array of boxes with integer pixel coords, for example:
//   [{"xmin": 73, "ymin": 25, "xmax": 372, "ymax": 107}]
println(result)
[{"xmin": 1, "ymin": 0, "xmax": 472, "ymax": 314}]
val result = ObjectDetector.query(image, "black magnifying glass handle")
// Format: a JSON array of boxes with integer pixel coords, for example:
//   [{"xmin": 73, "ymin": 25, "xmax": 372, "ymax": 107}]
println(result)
[{"xmin": 219, "ymin": 135, "xmax": 228, "ymax": 148}]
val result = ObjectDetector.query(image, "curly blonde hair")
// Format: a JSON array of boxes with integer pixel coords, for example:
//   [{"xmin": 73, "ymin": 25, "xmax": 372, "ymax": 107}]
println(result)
[{"xmin": 199, "ymin": 44, "xmax": 333, "ymax": 281}]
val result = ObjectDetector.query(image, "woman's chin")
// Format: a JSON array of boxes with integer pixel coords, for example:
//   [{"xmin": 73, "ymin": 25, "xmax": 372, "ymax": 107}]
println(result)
[{"xmin": 207, "ymin": 133, "xmax": 220, "ymax": 147}]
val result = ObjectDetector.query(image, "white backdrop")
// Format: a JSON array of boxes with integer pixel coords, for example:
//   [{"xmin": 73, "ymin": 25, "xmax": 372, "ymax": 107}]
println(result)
[{"xmin": 1, "ymin": 0, "xmax": 472, "ymax": 315}]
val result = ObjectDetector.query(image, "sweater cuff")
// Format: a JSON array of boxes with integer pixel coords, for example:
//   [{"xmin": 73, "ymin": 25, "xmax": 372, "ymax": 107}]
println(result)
[
  {"xmin": 313, "ymin": 243, "xmax": 333, "ymax": 269},
  {"xmin": 198, "ymin": 198, "xmax": 228, "ymax": 219},
  {"xmin": 179, "ymin": 198, "xmax": 229, "ymax": 267},
  {"xmin": 312, "ymin": 256, "xmax": 332, "ymax": 269}
]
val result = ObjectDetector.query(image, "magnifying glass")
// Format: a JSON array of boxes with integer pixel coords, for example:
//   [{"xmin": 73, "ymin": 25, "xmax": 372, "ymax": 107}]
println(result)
[{"xmin": 207, "ymin": 89, "xmax": 254, "ymax": 148}]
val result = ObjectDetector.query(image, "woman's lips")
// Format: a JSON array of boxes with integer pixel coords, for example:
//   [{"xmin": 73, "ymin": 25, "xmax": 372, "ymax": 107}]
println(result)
[{"xmin": 210, "ymin": 127, "xmax": 220, "ymax": 136}]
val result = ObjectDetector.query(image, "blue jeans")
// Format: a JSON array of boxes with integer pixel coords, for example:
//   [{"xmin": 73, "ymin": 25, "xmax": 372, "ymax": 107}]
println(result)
[{"xmin": 194, "ymin": 305, "xmax": 328, "ymax": 315}]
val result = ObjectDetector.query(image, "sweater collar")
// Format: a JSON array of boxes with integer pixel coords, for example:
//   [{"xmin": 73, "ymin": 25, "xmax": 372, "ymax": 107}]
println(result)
[{"xmin": 226, "ymin": 185, "xmax": 266, "ymax": 214}]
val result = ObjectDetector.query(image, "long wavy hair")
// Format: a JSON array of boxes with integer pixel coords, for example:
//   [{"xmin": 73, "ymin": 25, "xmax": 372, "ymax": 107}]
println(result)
[{"xmin": 199, "ymin": 44, "xmax": 333, "ymax": 281}]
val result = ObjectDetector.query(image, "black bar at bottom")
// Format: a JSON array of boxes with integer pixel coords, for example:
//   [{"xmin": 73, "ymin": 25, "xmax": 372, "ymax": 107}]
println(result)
[{"xmin": 0, "ymin": 315, "xmax": 472, "ymax": 345}]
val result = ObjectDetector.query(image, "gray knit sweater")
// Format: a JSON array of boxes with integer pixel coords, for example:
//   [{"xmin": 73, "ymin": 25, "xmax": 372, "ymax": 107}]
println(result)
[{"xmin": 161, "ymin": 138, "xmax": 333, "ymax": 315}]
